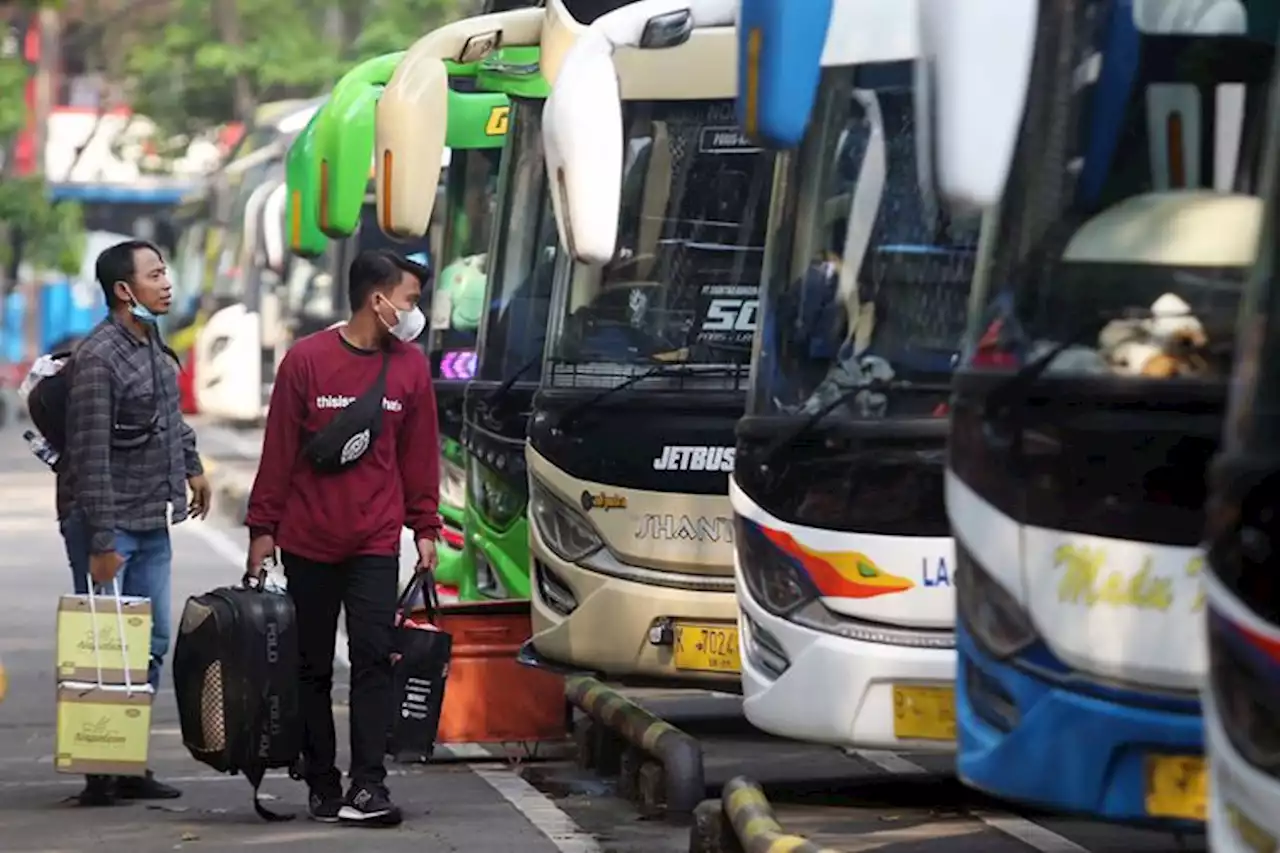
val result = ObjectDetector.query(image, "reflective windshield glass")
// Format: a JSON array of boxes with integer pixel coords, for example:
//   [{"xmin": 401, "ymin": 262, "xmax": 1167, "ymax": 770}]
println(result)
[
  {"xmin": 167, "ymin": 222, "xmax": 207, "ymax": 326},
  {"xmin": 212, "ymin": 161, "xmax": 272, "ymax": 302},
  {"xmin": 285, "ymin": 244, "xmax": 338, "ymax": 328},
  {"xmin": 749, "ymin": 63, "xmax": 978, "ymax": 419},
  {"xmin": 966, "ymin": 1, "xmax": 1276, "ymax": 381},
  {"xmin": 544, "ymin": 99, "xmax": 773, "ymax": 389},
  {"xmin": 476, "ymin": 98, "xmax": 559, "ymax": 384},
  {"xmin": 429, "ymin": 148, "xmax": 502, "ymax": 381}
]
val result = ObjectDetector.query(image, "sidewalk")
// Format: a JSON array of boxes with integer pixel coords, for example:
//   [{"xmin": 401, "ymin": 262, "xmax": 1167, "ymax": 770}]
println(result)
[{"xmin": 0, "ymin": 425, "xmax": 596, "ymax": 853}]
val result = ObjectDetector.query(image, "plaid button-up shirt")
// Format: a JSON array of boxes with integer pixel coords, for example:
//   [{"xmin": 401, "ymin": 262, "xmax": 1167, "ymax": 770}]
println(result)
[{"xmin": 59, "ymin": 315, "xmax": 203, "ymax": 553}]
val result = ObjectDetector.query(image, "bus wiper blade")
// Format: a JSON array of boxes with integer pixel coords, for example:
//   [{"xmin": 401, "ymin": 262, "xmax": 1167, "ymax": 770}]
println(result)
[
  {"xmin": 982, "ymin": 306, "xmax": 1158, "ymax": 418},
  {"xmin": 760, "ymin": 379, "xmax": 950, "ymax": 465},
  {"xmin": 487, "ymin": 352, "xmax": 543, "ymax": 406},
  {"xmin": 557, "ymin": 363, "xmax": 741, "ymax": 428}
]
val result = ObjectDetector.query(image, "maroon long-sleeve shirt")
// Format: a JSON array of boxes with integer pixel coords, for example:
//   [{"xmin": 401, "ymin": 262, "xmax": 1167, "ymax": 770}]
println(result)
[{"xmin": 245, "ymin": 329, "xmax": 441, "ymax": 563}]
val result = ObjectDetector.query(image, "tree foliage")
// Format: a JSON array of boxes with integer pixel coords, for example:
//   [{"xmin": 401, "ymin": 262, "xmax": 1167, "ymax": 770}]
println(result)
[
  {"xmin": 123, "ymin": 0, "xmax": 478, "ymax": 140},
  {"xmin": 0, "ymin": 19, "xmax": 82, "ymax": 275}
]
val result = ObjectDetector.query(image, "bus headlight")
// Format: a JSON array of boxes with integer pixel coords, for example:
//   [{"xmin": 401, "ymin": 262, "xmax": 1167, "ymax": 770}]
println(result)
[
  {"xmin": 530, "ymin": 480, "xmax": 603, "ymax": 563},
  {"xmin": 1209, "ymin": 609, "xmax": 1280, "ymax": 775},
  {"xmin": 439, "ymin": 457, "xmax": 467, "ymax": 510},
  {"xmin": 735, "ymin": 517, "xmax": 820, "ymax": 616},
  {"xmin": 956, "ymin": 541, "xmax": 1036, "ymax": 659},
  {"xmin": 468, "ymin": 459, "xmax": 525, "ymax": 530}
]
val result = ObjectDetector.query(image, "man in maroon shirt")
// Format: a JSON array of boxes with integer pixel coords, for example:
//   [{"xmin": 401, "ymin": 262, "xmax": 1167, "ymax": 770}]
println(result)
[{"xmin": 244, "ymin": 249, "xmax": 441, "ymax": 827}]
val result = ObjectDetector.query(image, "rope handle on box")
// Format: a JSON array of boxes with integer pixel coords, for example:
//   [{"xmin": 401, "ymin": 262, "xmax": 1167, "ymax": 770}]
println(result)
[{"xmin": 86, "ymin": 576, "xmax": 135, "ymax": 696}]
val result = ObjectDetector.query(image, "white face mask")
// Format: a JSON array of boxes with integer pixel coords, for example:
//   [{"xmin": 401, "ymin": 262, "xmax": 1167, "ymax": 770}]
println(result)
[{"xmin": 379, "ymin": 298, "xmax": 427, "ymax": 343}]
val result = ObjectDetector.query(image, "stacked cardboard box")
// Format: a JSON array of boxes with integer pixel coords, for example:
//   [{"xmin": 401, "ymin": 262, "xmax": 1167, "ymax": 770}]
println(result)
[{"xmin": 54, "ymin": 592, "xmax": 154, "ymax": 777}]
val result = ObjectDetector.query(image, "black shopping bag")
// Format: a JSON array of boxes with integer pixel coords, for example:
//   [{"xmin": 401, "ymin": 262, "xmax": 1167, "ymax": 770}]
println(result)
[{"xmin": 388, "ymin": 570, "xmax": 452, "ymax": 763}]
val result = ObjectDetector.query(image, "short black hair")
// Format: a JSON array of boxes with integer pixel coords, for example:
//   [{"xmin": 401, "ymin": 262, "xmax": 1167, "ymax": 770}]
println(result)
[
  {"xmin": 347, "ymin": 249, "xmax": 432, "ymax": 314},
  {"xmin": 96, "ymin": 239, "xmax": 162, "ymax": 306}
]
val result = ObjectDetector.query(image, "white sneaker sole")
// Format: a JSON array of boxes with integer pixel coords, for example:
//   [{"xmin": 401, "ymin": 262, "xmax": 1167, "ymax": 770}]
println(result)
[{"xmin": 337, "ymin": 805, "xmax": 398, "ymax": 824}]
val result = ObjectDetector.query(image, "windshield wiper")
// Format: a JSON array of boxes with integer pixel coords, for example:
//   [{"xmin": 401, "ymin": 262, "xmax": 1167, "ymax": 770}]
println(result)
[
  {"xmin": 981, "ymin": 306, "xmax": 1162, "ymax": 419},
  {"xmin": 556, "ymin": 363, "xmax": 743, "ymax": 428},
  {"xmin": 486, "ymin": 351, "xmax": 544, "ymax": 406},
  {"xmin": 759, "ymin": 379, "xmax": 951, "ymax": 465}
]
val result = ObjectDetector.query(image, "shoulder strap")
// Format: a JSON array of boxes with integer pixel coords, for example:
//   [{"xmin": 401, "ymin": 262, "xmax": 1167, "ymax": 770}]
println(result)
[
  {"xmin": 366, "ymin": 351, "xmax": 391, "ymax": 400},
  {"xmin": 244, "ymin": 763, "xmax": 295, "ymax": 822}
]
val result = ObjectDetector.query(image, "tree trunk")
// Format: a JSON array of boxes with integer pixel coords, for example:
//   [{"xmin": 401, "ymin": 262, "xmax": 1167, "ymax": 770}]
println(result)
[{"xmin": 213, "ymin": 0, "xmax": 256, "ymax": 124}]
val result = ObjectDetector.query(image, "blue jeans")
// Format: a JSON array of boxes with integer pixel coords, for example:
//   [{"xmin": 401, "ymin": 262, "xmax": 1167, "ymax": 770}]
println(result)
[{"xmin": 60, "ymin": 510, "xmax": 172, "ymax": 691}]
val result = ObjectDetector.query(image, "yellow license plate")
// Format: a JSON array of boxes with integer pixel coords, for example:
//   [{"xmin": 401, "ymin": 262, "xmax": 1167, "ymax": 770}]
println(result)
[
  {"xmin": 1145, "ymin": 755, "xmax": 1207, "ymax": 821},
  {"xmin": 891, "ymin": 685, "xmax": 956, "ymax": 741},
  {"xmin": 673, "ymin": 623, "xmax": 741, "ymax": 674}
]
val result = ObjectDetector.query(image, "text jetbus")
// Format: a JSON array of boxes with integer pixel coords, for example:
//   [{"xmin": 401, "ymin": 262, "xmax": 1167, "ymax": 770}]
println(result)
[
  {"xmin": 932, "ymin": 0, "xmax": 1271, "ymax": 826},
  {"xmin": 729, "ymin": 0, "xmax": 975, "ymax": 748}
]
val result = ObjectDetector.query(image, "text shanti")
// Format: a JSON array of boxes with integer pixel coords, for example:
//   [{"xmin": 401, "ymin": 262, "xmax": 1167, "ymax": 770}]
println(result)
[
  {"xmin": 1053, "ymin": 545, "xmax": 1205, "ymax": 613},
  {"xmin": 635, "ymin": 514, "xmax": 734, "ymax": 543}
]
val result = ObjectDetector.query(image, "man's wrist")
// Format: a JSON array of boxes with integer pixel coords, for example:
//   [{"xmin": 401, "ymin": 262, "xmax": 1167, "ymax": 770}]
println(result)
[{"xmin": 89, "ymin": 529, "xmax": 116, "ymax": 554}]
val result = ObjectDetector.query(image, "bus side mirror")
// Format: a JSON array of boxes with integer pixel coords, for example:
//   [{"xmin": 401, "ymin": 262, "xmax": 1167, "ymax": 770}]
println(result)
[
  {"xmin": 376, "ymin": 57, "xmax": 450, "ymax": 239},
  {"xmin": 286, "ymin": 109, "xmax": 327, "ymax": 258},
  {"xmin": 736, "ymin": 0, "xmax": 832, "ymax": 148},
  {"xmin": 544, "ymin": 0, "xmax": 740, "ymax": 264},
  {"xmin": 919, "ymin": 0, "xmax": 1037, "ymax": 211},
  {"xmin": 543, "ymin": 30, "xmax": 623, "ymax": 265},
  {"xmin": 317, "ymin": 52, "xmax": 405, "ymax": 239}
]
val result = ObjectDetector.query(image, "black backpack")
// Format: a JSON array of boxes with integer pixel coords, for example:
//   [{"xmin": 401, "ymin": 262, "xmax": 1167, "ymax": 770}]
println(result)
[
  {"xmin": 26, "ymin": 351, "xmax": 73, "ymax": 455},
  {"xmin": 27, "ymin": 338, "xmax": 182, "ymax": 457},
  {"xmin": 172, "ymin": 575, "xmax": 302, "ymax": 821}
]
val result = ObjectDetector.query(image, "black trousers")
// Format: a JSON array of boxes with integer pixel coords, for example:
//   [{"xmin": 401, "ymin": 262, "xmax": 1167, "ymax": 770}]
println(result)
[{"xmin": 282, "ymin": 551, "xmax": 398, "ymax": 792}]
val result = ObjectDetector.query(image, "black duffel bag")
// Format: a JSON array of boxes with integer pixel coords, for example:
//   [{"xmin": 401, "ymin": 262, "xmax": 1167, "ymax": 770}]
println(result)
[{"xmin": 172, "ymin": 572, "xmax": 302, "ymax": 820}]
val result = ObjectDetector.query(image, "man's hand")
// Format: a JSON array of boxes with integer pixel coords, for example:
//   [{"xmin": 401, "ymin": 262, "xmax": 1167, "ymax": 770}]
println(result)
[
  {"xmin": 415, "ymin": 537, "xmax": 439, "ymax": 574},
  {"xmin": 188, "ymin": 474, "xmax": 212, "ymax": 520},
  {"xmin": 247, "ymin": 534, "xmax": 276, "ymax": 578},
  {"xmin": 90, "ymin": 551, "xmax": 125, "ymax": 586}
]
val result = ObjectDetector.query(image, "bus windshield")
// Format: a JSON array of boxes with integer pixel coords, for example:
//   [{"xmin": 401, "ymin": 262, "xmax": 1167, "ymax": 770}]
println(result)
[
  {"xmin": 965, "ymin": 1, "xmax": 1276, "ymax": 384},
  {"xmin": 749, "ymin": 63, "xmax": 978, "ymax": 422},
  {"xmin": 543, "ymin": 99, "xmax": 773, "ymax": 392},
  {"xmin": 475, "ymin": 98, "xmax": 559, "ymax": 386},
  {"xmin": 429, "ymin": 147, "xmax": 502, "ymax": 381}
]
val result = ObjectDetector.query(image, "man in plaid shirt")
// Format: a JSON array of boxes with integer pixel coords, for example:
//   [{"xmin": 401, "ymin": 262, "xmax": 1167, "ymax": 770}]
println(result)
[{"xmin": 60, "ymin": 240, "xmax": 212, "ymax": 806}]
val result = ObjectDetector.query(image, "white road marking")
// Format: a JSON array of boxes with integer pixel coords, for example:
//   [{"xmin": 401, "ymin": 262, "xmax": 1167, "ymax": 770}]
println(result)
[
  {"xmin": 848, "ymin": 750, "xmax": 1090, "ymax": 853},
  {"xmin": 850, "ymin": 749, "xmax": 929, "ymax": 775},
  {"xmin": 436, "ymin": 742, "xmax": 493, "ymax": 760},
  {"xmin": 470, "ymin": 764, "xmax": 602, "ymax": 853}
]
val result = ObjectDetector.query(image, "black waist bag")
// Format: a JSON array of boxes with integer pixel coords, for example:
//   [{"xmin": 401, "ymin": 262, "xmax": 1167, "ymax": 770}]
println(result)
[
  {"xmin": 173, "ymin": 574, "xmax": 302, "ymax": 821},
  {"xmin": 303, "ymin": 352, "xmax": 390, "ymax": 474}
]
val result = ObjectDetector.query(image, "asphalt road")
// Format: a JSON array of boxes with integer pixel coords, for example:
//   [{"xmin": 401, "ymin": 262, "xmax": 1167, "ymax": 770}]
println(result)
[{"xmin": 1, "ymin": 415, "xmax": 1210, "ymax": 853}]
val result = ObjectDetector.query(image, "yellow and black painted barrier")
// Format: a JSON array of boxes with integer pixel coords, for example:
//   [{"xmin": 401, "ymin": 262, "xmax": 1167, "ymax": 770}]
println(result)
[
  {"xmin": 564, "ymin": 675, "xmax": 705, "ymax": 820},
  {"xmin": 690, "ymin": 776, "xmax": 840, "ymax": 853}
]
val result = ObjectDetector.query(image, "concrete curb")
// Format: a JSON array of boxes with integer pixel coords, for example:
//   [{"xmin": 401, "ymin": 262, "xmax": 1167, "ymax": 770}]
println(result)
[
  {"xmin": 688, "ymin": 776, "xmax": 840, "ymax": 853},
  {"xmin": 565, "ymin": 675, "xmax": 705, "ymax": 820}
]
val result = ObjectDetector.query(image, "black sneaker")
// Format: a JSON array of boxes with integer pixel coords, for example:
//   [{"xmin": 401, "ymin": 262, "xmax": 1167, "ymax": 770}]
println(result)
[
  {"xmin": 338, "ymin": 784, "xmax": 402, "ymax": 827},
  {"xmin": 77, "ymin": 774, "xmax": 117, "ymax": 807},
  {"xmin": 308, "ymin": 789, "xmax": 343, "ymax": 823},
  {"xmin": 116, "ymin": 770, "xmax": 181, "ymax": 800}
]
